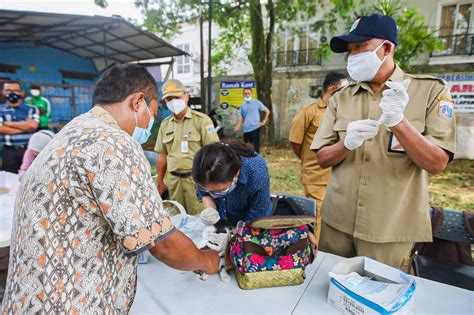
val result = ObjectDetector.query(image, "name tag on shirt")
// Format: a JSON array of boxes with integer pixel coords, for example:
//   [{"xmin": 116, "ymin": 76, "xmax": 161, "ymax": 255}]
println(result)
[
  {"xmin": 181, "ymin": 140, "xmax": 189, "ymax": 153},
  {"xmin": 388, "ymin": 133, "xmax": 406, "ymax": 154}
]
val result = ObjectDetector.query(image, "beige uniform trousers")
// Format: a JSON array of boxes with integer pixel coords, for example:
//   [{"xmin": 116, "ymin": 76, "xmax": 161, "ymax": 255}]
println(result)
[
  {"xmin": 165, "ymin": 174, "xmax": 204, "ymax": 215},
  {"xmin": 319, "ymin": 221, "xmax": 412, "ymax": 271}
]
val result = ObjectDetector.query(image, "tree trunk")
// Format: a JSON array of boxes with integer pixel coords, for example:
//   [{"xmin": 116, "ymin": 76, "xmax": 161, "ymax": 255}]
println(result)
[{"xmin": 248, "ymin": 0, "xmax": 275, "ymax": 144}]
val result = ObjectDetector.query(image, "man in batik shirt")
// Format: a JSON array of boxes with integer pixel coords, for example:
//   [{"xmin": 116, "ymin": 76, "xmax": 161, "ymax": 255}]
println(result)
[{"xmin": 2, "ymin": 64, "xmax": 219, "ymax": 313}]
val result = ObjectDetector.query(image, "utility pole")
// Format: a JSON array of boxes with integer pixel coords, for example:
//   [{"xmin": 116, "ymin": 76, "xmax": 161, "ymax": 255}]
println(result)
[
  {"xmin": 199, "ymin": 2, "xmax": 205, "ymax": 111},
  {"xmin": 207, "ymin": 0, "xmax": 212, "ymax": 113}
]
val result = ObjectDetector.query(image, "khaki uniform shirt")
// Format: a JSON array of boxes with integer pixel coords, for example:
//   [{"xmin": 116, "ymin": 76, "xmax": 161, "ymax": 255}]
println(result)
[
  {"xmin": 289, "ymin": 98, "xmax": 331, "ymax": 185},
  {"xmin": 155, "ymin": 108, "xmax": 219, "ymax": 172},
  {"xmin": 2, "ymin": 107, "xmax": 175, "ymax": 313},
  {"xmin": 311, "ymin": 65, "xmax": 456, "ymax": 243}
]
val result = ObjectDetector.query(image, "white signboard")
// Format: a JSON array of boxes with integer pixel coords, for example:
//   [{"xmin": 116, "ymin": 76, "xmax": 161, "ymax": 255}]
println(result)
[{"xmin": 438, "ymin": 74, "xmax": 474, "ymax": 113}]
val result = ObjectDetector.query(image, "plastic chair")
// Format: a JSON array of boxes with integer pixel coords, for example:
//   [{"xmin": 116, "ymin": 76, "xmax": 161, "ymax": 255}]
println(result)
[
  {"xmin": 429, "ymin": 208, "xmax": 474, "ymax": 244},
  {"xmin": 271, "ymin": 193, "xmax": 316, "ymax": 217},
  {"xmin": 412, "ymin": 208, "xmax": 474, "ymax": 290}
]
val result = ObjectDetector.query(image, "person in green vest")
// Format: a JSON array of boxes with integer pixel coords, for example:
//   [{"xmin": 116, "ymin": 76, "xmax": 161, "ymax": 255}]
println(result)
[{"xmin": 25, "ymin": 85, "xmax": 51, "ymax": 130}]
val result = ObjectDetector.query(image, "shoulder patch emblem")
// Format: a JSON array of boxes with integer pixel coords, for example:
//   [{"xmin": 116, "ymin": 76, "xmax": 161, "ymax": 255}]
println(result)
[
  {"xmin": 439, "ymin": 99, "xmax": 454, "ymax": 120},
  {"xmin": 206, "ymin": 125, "xmax": 216, "ymax": 133}
]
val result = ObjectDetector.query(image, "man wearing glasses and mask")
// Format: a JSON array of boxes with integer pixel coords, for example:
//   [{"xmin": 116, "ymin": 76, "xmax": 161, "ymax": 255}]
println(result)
[
  {"xmin": 155, "ymin": 79, "xmax": 219, "ymax": 214},
  {"xmin": 311, "ymin": 14, "xmax": 456, "ymax": 270}
]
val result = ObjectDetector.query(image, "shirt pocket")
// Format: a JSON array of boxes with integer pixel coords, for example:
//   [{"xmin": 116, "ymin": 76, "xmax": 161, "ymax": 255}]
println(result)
[
  {"xmin": 404, "ymin": 100, "xmax": 426, "ymax": 125},
  {"xmin": 333, "ymin": 119, "xmax": 349, "ymax": 140},
  {"xmin": 306, "ymin": 121, "xmax": 318, "ymax": 138},
  {"xmin": 186, "ymin": 130, "xmax": 202, "ymax": 154},
  {"xmin": 163, "ymin": 131, "xmax": 175, "ymax": 145}
]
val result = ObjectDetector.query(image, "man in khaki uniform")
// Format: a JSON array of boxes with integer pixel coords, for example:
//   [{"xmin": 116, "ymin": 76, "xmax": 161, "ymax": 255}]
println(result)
[
  {"xmin": 155, "ymin": 79, "xmax": 219, "ymax": 214},
  {"xmin": 311, "ymin": 14, "xmax": 456, "ymax": 269},
  {"xmin": 289, "ymin": 72, "xmax": 347, "ymax": 244}
]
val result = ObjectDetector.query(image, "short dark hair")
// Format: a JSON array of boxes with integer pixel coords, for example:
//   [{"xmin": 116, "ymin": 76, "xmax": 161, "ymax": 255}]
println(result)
[
  {"xmin": 192, "ymin": 139, "xmax": 255, "ymax": 186},
  {"xmin": 3, "ymin": 80, "xmax": 23, "ymax": 91},
  {"xmin": 92, "ymin": 64, "xmax": 156, "ymax": 105},
  {"xmin": 323, "ymin": 72, "xmax": 347, "ymax": 93},
  {"xmin": 243, "ymin": 88, "xmax": 252, "ymax": 93},
  {"xmin": 30, "ymin": 84, "xmax": 41, "ymax": 90}
]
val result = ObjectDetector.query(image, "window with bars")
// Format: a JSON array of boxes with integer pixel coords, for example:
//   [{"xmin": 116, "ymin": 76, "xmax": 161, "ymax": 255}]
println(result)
[
  {"xmin": 275, "ymin": 25, "xmax": 319, "ymax": 67},
  {"xmin": 176, "ymin": 43, "xmax": 191, "ymax": 74},
  {"xmin": 436, "ymin": 2, "xmax": 474, "ymax": 55}
]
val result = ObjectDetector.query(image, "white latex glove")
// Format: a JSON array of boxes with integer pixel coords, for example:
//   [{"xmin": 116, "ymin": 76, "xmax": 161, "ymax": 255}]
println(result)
[
  {"xmin": 344, "ymin": 119, "xmax": 380, "ymax": 150},
  {"xmin": 202, "ymin": 229, "xmax": 228, "ymax": 256},
  {"xmin": 378, "ymin": 79, "xmax": 411, "ymax": 127},
  {"xmin": 200, "ymin": 207, "xmax": 220, "ymax": 225}
]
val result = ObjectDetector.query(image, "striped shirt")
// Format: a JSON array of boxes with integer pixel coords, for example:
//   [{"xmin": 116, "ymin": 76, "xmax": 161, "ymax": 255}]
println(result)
[{"xmin": 0, "ymin": 103, "xmax": 39, "ymax": 145}]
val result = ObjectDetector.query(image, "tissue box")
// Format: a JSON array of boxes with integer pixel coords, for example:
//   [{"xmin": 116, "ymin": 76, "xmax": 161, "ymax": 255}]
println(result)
[{"xmin": 327, "ymin": 256, "xmax": 416, "ymax": 315}]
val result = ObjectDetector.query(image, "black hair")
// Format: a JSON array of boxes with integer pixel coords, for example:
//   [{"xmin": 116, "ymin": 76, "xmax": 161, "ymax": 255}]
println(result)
[
  {"xmin": 92, "ymin": 64, "xmax": 156, "ymax": 105},
  {"xmin": 30, "ymin": 84, "xmax": 41, "ymax": 90},
  {"xmin": 323, "ymin": 72, "xmax": 347, "ymax": 93},
  {"xmin": 3, "ymin": 80, "xmax": 23, "ymax": 91},
  {"xmin": 192, "ymin": 139, "xmax": 255, "ymax": 185},
  {"xmin": 243, "ymin": 87, "xmax": 252, "ymax": 93}
]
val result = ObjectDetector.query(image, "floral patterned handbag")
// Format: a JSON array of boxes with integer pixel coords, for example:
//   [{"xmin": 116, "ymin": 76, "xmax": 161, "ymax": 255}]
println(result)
[{"xmin": 229, "ymin": 215, "xmax": 317, "ymax": 290}]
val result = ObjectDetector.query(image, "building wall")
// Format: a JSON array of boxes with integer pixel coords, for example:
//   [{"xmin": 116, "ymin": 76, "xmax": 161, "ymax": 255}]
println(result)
[
  {"xmin": 0, "ymin": 43, "xmax": 98, "ymax": 123},
  {"xmin": 0, "ymin": 43, "xmax": 97, "ymax": 84}
]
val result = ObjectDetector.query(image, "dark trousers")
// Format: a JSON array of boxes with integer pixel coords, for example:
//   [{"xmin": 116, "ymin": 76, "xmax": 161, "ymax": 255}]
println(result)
[
  {"xmin": 1, "ymin": 145, "xmax": 26, "ymax": 174},
  {"xmin": 243, "ymin": 127, "xmax": 261, "ymax": 154}
]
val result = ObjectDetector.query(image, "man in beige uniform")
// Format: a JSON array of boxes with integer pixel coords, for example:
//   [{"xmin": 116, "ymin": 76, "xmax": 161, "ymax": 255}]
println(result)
[
  {"xmin": 155, "ymin": 80, "xmax": 219, "ymax": 214},
  {"xmin": 289, "ymin": 72, "xmax": 347, "ymax": 243},
  {"xmin": 311, "ymin": 14, "xmax": 456, "ymax": 269}
]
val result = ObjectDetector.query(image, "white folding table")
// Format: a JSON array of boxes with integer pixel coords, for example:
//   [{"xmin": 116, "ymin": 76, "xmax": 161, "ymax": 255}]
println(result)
[{"xmin": 131, "ymin": 251, "xmax": 474, "ymax": 314}]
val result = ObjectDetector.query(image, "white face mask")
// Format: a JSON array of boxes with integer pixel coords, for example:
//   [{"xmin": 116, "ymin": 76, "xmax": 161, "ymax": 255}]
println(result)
[
  {"xmin": 244, "ymin": 96, "xmax": 251, "ymax": 101},
  {"xmin": 30, "ymin": 89, "xmax": 40, "ymax": 97},
  {"xmin": 347, "ymin": 40, "xmax": 387, "ymax": 82},
  {"xmin": 167, "ymin": 98, "xmax": 186, "ymax": 114}
]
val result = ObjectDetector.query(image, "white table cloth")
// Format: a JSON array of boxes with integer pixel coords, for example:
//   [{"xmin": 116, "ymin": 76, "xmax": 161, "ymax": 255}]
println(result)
[
  {"xmin": 131, "ymin": 251, "xmax": 474, "ymax": 314},
  {"xmin": 0, "ymin": 171, "xmax": 18, "ymax": 247}
]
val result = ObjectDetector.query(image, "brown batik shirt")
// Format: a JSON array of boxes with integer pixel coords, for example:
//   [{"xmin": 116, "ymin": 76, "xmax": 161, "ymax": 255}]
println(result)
[{"xmin": 2, "ymin": 106, "xmax": 175, "ymax": 314}]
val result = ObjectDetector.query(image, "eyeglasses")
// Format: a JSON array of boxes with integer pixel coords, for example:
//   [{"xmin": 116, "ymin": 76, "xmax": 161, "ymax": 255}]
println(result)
[{"xmin": 198, "ymin": 176, "xmax": 238, "ymax": 196}]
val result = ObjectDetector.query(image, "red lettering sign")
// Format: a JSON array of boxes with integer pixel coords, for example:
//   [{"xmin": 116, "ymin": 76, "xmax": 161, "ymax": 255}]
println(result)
[{"xmin": 451, "ymin": 85, "xmax": 461, "ymax": 92}]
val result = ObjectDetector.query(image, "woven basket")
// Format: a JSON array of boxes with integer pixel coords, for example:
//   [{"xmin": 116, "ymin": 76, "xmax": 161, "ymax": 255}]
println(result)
[{"xmin": 235, "ymin": 268, "xmax": 305, "ymax": 290}]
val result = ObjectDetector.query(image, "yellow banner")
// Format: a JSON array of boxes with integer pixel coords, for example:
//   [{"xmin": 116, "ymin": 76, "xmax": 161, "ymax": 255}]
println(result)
[{"xmin": 219, "ymin": 80, "xmax": 256, "ymax": 110}]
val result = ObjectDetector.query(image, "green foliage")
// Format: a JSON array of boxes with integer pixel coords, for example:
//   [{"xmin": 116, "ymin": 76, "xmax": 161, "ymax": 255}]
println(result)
[
  {"xmin": 314, "ymin": 0, "xmax": 441, "ymax": 72},
  {"xmin": 134, "ymin": 0, "xmax": 201, "ymax": 40},
  {"xmin": 394, "ymin": 7, "xmax": 442, "ymax": 72}
]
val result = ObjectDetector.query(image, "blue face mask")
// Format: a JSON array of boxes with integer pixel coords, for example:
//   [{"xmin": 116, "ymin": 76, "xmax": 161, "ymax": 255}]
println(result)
[
  {"xmin": 208, "ymin": 176, "xmax": 238, "ymax": 199},
  {"xmin": 132, "ymin": 100, "xmax": 154, "ymax": 144}
]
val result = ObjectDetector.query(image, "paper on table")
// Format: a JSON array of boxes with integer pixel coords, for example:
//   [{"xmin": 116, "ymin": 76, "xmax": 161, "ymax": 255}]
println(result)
[{"xmin": 171, "ymin": 214, "xmax": 207, "ymax": 245}]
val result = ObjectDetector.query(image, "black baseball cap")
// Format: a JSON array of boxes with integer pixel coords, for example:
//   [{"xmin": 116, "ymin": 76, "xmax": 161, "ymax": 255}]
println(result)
[{"xmin": 330, "ymin": 14, "xmax": 398, "ymax": 53}]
